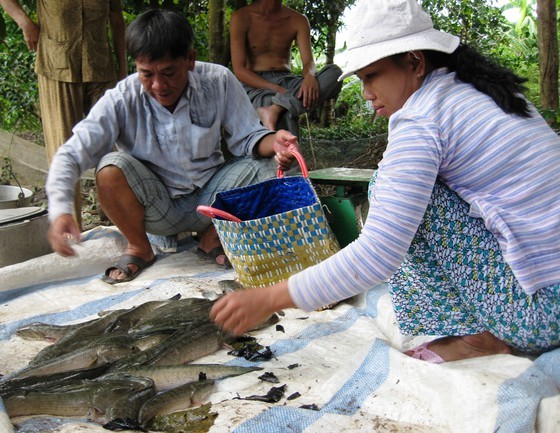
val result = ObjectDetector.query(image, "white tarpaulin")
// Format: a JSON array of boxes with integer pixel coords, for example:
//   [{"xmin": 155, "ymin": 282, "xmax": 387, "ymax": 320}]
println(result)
[{"xmin": 1, "ymin": 226, "xmax": 559, "ymax": 433}]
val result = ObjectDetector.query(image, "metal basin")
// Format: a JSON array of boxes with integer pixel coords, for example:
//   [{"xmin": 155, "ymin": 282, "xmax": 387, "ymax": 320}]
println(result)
[
  {"xmin": 0, "ymin": 185, "xmax": 34, "ymax": 209},
  {"xmin": 0, "ymin": 207, "xmax": 51, "ymax": 267}
]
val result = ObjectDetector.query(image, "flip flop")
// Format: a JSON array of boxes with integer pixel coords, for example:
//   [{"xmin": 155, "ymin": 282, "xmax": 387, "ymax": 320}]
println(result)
[
  {"xmin": 196, "ymin": 246, "xmax": 232, "ymax": 269},
  {"xmin": 406, "ymin": 341, "xmax": 445, "ymax": 364},
  {"xmin": 102, "ymin": 254, "xmax": 157, "ymax": 285}
]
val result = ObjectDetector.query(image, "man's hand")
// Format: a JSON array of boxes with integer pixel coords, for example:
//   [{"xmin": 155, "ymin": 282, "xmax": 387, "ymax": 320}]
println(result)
[
  {"xmin": 0, "ymin": 0, "xmax": 40, "ymax": 51},
  {"xmin": 298, "ymin": 73, "xmax": 319, "ymax": 109},
  {"xmin": 21, "ymin": 20, "xmax": 39, "ymax": 51},
  {"xmin": 272, "ymin": 129, "xmax": 299, "ymax": 172},
  {"xmin": 47, "ymin": 214, "xmax": 82, "ymax": 257}
]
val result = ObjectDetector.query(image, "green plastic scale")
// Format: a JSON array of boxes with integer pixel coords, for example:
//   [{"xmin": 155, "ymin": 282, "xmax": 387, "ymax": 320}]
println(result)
[{"xmin": 308, "ymin": 167, "xmax": 374, "ymax": 248}]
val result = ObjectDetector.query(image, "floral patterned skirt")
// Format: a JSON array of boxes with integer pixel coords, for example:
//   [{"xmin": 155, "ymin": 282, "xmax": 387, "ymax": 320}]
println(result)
[{"xmin": 374, "ymin": 179, "xmax": 560, "ymax": 354}]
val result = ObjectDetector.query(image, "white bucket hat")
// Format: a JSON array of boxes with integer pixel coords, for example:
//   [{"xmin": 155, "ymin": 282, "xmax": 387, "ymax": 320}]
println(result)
[{"xmin": 339, "ymin": 0, "xmax": 461, "ymax": 80}]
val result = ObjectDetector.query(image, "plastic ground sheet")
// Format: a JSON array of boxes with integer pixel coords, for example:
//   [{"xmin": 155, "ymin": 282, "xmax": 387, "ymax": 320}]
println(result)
[{"xmin": 0, "ymin": 226, "xmax": 559, "ymax": 433}]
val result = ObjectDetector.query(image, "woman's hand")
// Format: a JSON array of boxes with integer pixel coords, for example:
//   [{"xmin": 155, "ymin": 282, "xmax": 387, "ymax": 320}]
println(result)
[{"xmin": 210, "ymin": 281, "xmax": 295, "ymax": 335}]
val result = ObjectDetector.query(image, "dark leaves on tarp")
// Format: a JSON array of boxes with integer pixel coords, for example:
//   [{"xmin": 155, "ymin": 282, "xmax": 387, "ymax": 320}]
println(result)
[
  {"xmin": 236, "ymin": 384, "xmax": 286, "ymax": 403},
  {"xmin": 300, "ymin": 403, "xmax": 320, "ymax": 411},
  {"xmin": 103, "ymin": 417, "xmax": 147, "ymax": 431},
  {"xmin": 227, "ymin": 335, "xmax": 273, "ymax": 361},
  {"xmin": 287, "ymin": 392, "xmax": 301, "ymax": 400},
  {"xmin": 258, "ymin": 371, "xmax": 279, "ymax": 383}
]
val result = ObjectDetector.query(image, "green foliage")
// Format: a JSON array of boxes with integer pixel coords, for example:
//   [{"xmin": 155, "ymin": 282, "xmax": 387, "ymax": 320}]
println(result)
[
  {"xmin": 421, "ymin": 0, "xmax": 510, "ymax": 56},
  {"xmin": 0, "ymin": 8, "xmax": 40, "ymax": 132},
  {"xmin": 0, "ymin": 0, "xmax": 554, "ymax": 140},
  {"xmin": 1, "ymin": 157, "xmax": 13, "ymax": 185},
  {"xmin": 285, "ymin": 0, "xmax": 357, "ymax": 57},
  {"xmin": 306, "ymin": 76, "xmax": 388, "ymax": 142}
]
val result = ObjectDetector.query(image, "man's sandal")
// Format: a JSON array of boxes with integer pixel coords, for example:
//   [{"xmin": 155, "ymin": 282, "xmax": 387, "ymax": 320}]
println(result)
[
  {"xmin": 196, "ymin": 246, "xmax": 232, "ymax": 268},
  {"xmin": 102, "ymin": 254, "xmax": 157, "ymax": 285}
]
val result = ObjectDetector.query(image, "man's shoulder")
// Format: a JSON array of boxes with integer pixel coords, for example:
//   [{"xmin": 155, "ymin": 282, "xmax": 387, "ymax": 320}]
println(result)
[
  {"xmin": 192, "ymin": 62, "xmax": 236, "ymax": 90},
  {"xmin": 112, "ymin": 73, "xmax": 143, "ymax": 96},
  {"xmin": 194, "ymin": 61, "xmax": 231, "ymax": 76}
]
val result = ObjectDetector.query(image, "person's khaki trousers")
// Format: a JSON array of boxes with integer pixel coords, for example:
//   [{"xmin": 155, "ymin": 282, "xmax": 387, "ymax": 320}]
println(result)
[{"xmin": 38, "ymin": 75, "xmax": 115, "ymax": 229}]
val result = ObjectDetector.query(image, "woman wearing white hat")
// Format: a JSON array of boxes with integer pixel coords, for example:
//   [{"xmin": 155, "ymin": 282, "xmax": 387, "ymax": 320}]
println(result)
[{"xmin": 210, "ymin": 0, "xmax": 560, "ymax": 363}]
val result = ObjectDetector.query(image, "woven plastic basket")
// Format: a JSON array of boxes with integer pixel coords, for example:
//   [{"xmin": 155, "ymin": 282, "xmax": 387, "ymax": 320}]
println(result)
[{"xmin": 198, "ymin": 150, "xmax": 340, "ymax": 288}]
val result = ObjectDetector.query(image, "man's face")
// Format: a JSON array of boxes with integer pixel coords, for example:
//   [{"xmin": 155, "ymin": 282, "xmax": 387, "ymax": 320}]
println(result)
[{"xmin": 136, "ymin": 51, "xmax": 196, "ymax": 112}]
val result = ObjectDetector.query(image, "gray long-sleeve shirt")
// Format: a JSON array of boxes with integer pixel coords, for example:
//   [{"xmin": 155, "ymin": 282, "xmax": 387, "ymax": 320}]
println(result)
[{"xmin": 46, "ymin": 61, "xmax": 271, "ymax": 221}]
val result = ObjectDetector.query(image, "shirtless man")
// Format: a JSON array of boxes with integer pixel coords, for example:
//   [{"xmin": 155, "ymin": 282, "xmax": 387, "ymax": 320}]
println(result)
[{"xmin": 230, "ymin": 0, "xmax": 342, "ymax": 135}]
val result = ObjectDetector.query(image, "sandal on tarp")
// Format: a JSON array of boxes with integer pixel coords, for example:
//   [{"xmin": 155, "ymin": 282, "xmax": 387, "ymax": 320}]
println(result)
[
  {"xmin": 102, "ymin": 254, "xmax": 157, "ymax": 285},
  {"xmin": 406, "ymin": 341, "xmax": 445, "ymax": 364},
  {"xmin": 196, "ymin": 246, "xmax": 232, "ymax": 269}
]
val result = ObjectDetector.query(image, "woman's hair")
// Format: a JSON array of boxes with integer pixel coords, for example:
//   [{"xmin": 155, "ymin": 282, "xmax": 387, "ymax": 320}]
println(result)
[
  {"xmin": 126, "ymin": 9, "xmax": 195, "ymax": 61},
  {"xmin": 394, "ymin": 45, "xmax": 531, "ymax": 117}
]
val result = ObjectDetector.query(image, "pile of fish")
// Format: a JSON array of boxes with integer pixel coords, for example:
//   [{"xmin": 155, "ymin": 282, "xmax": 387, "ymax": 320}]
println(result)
[{"xmin": 0, "ymin": 295, "xmax": 264, "ymax": 431}]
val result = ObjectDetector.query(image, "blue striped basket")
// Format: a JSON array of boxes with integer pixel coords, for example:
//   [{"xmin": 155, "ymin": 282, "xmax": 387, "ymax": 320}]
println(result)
[{"xmin": 200, "ymin": 151, "xmax": 340, "ymax": 288}]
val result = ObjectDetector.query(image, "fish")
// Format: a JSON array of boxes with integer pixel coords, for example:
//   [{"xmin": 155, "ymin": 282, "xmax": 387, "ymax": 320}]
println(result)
[
  {"xmin": 20, "ymin": 295, "xmax": 184, "ymax": 362},
  {"xmin": 138, "ymin": 379, "xmax": 215, "ymax": 426},
  {"xmin": 9, "ymin": 340, "xmax": 138, "ymax": 379},
  {"xmin": 26, "ymin": 309, "xmax": 130, "ymax": 366},
  {"xmin": 146, "ymin": 402, "xmax": 217, "ymax": 432},
  {"xmin": 4, "ymin": 296, "xmax": 259, "ymax": 427},
  {"xmin": 0, "ymin": 364, "xmax": 112, "ymax": 399},
  {"xmin": 15, "ymin": 318, "xmax": 109, "ymax": 343},
  {"xmin": 104, "ymin": 295, "xmax": 182, "ymax": 334},
  {"xmin": 109, "ymin": 319, "xmax": 216, "ymax": 369},
  {"xmin": 218, "ymin": 279, "xmax": 245, "ymax": 293},
  {"xmin": 115, "ymin": 363, "xmax": 262, "ymax": 392},
  {"xmin": 26, "ymin": 324, "xmax": 178, "ymax": 367},
  {"xmin": 148, "ymin": 323, "xmax": 223, "ymax": 366},
  {"xmin": 129, "ymin": 298, "xmax": 214, "ymax": 333},
  {"xmin": 3, "ymin": 373, "xmax": 155, "ymax": 426}
]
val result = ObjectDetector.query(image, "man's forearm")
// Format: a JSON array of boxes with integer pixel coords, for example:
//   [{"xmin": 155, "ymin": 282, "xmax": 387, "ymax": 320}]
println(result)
[
  {"xmin": 0, "ymin": 0, "xmax": 31, "ymax": 28},
  {"xmin": 254, "ymin": 132, "xmax": 277, "ymax": 158},
  {"xmin": 302, "ymin": 62, "xmax": 317, "ymax": 78}
]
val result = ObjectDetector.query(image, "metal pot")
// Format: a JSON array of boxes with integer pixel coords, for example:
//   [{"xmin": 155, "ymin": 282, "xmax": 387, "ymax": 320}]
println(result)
[
  {"xmin": 0, "ymin": 185, "xmax": 34, "ymax": 209},
  {"xmin": 0, "ymin": 207, "xmax": 51, "ymax": 267}
]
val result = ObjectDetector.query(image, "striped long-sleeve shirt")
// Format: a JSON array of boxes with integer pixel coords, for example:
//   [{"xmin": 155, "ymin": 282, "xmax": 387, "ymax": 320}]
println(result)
[{"xmin": 289, "ymin": 68, "xmax": 560, "ymax": 311}]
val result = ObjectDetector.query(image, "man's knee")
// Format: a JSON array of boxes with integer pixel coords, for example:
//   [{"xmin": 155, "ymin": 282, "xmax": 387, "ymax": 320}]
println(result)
[{"xmin": 318, "ymin": 64, "xmax": 343, "ymax": 99}]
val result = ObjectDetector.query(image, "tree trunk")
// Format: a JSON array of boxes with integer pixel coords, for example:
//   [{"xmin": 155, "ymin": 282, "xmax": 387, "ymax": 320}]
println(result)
[
  {"xmin": 537, "ymin": 0, "xmax": 558, "ymax": 124},
  {"xmin": 208, "ymin": 0, "xmax": 226, "ymax": 65},
  {"xmin": 319, "ymin": 13, "xmax": 341, "ymax": 127}
]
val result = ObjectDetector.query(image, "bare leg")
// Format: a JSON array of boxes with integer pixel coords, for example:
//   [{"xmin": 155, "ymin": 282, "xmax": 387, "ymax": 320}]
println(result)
[
  {"xmin": 256, "ymin": 104, "xmax": 285, "ymax": 131},
  {"xmin": 96, "ymin": 165, "xmax": 155, "ymax": 281},
  {"xmin": 197, "ymin": 225, "xmax": 228, "ymax": 266},
  {"xmin": 406, "ymin": 331, "xmax": 513, "ymax": 362}
]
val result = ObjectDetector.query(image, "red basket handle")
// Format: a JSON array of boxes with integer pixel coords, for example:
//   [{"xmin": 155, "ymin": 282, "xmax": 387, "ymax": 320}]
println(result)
[
  {"xmin": 277, "ymin": 149, "xmax": 309, "ymax": 178},
  {"xmin": 196, "ymin": 205, "xmax": 242, "ymax": 222}
]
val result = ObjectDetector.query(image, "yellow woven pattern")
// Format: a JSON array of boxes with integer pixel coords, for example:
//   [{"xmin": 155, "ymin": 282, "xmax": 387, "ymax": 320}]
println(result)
[{"xmin": 214, "ymin": 203, "xmax": 340, "ymax": 288}]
